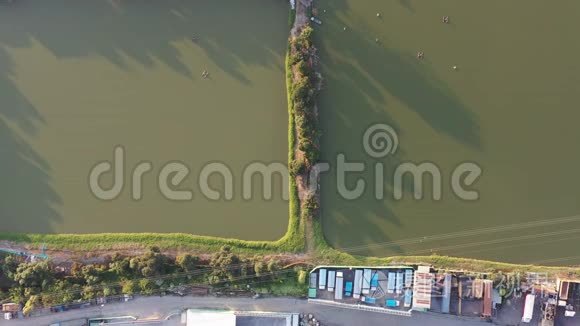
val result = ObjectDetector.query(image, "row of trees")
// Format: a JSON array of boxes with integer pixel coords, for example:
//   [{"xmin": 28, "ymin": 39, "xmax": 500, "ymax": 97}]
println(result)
[
  {"xmin": 0, "ymin": 246, "xmax": 306, "ymax": 315},
  {"xmin": 289, "ymin": 26, "xmax": 320, "ymax": 173}
]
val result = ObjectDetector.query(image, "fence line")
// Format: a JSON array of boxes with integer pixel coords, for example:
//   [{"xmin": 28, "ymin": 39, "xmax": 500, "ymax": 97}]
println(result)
[{"xmin": 307, "ymin": 299, "xmax": 412, "ymax": 317}]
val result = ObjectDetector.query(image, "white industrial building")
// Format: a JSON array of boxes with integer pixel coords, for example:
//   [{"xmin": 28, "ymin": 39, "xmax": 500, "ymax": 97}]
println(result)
[{"xmin": 185, "ymin": 309, "xmax": 299, "ymax": 326}]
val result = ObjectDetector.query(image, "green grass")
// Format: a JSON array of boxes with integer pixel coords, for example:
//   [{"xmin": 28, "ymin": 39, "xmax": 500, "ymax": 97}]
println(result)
[
  {"xmin": 288, "ymin": 8, "xmax": 296, "ymax": 28},
  {"xmin": 316, "ymin": 252, "xmax": 580, "ymax": 278},
  {"xmin": 0, "ymin": 232, "xmax": 291, "ymax": 254},
  {"xmin": 285, "ymin": 46, "xmax": 305, "ymax": 253}
]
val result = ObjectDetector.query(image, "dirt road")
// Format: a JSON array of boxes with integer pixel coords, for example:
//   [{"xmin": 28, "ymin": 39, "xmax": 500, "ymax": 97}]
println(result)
[{"xmin": 3, "ymin": 296, "xmax": 487, "ymax": 326}]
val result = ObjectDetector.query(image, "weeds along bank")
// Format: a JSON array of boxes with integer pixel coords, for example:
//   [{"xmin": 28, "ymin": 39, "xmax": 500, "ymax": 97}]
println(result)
[
  {"xmin": 0, "ymin": 246, "xmax": 309, "ymax": 316},
  {"xmin": 0, "ymin": 230, "xmax": 303, "ymax": 254},
  {"xmin": 286, "ymin": 25, "xmax": 323, "ymax": 253}
]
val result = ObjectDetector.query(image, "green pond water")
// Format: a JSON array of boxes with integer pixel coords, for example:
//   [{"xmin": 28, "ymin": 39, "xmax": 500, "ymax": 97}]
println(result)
[
  {"xmin": 0, "ymin": 0, "xmax": 289, "ymax": 239},
  {"xmin": 316, "ymin": 0, "xmax": 580, "ymax": 264},
  {"xmin": 2, "ymin": 0, "xmax": 580, "ymax": 266}
]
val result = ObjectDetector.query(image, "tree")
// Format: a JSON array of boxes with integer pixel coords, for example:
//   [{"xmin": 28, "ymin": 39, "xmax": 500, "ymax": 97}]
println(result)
[
  {"xmin": 82, "ymin": 285, "xmax": 98, "ymax": 300},
  {"xmin": 130, "ymin": 247, "xmax": 174, "ymax": 277},
  {"xmin": 1, "ymin": 255, "xmax": 22, "ymax": 279},
  {"xmin": 121, "ymin": 280, "xmax": 139, "ymax": 295},
  {"xmin": 12, "ymin": 262, "xmax": 54, "ymax": 293},
  {"xmin": 209, "ymin": 246, "xmax": 241, "ymax": 282},
  {"xmin": 254, "ymin": 261, "xmax": 266, "ymax": 277},
  {"xmin": 139, "ymin": 279, "xmax": 157, "ymax": 295},
  {"xmin": 297, "ymin": 269, "xmax": 307, "ymax": 285},
  {"xmin": 109, "ymin": 255, "xmax": 133, "ymax": 279},
  {"xmin": 103, "ymin": 286, "xmax": 117, "ymax": 297},
  {"xmin": 267, "ymin": 260, "xmax": 280, "ymax": 273},
  {"xmin": 22, "ymin": 295, "xmax": 40, "ymax": 316},
  {"xmin": 81, "ymin": 265, "xmax": 106, "ymax": 286},
  {"xmin": 176, "ymin": 254, "xmax": 199, "ymax": 273}
]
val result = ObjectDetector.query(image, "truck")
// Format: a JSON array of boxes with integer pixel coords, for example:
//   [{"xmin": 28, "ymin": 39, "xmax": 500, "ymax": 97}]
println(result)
[
  {"xmin": 442, "ymin": 274, "xmax": 452, "ymax": 314},
  {"xmin": 345, "ymin": 281, "xmax": 353, "ymax": 297},
  {"xmin": 387, "ymin": 272, "xmax": 396, "ymax": 294},
  {"xmin": 361, "ymin": 296, "xmax": 376, "ymax": 304},
  {"xmin": 309, "ymin": 273, "xmax": 317, "ymax": 289},
  {"xmin": 404, "ymin": 288, "xmax": 413, "ymax": 308},
  {"xmin": 521, "ymin": 294, "xmax": 535, "ymax": 323},
  {"xmin": 396, "ymin": 272, "xmax": 404, "ymax": 294},
  {"xmin": 335, "ymin": 272, "xmax": 344, "ymax": 300},
  {"xmin": 327, "ymin": 270, "xmax": 336, "ymax": 292},
  {"xmin": 370, "ymin": 273, "xmax": 379, "ymax": 291},
  {"xmin": 353, "ymin": 269, "xmax": 363, "ymax": 299},
  {"xmin": 362, "ymin": 269, "xmax": 372, "ymax": 294},
  {"xmin": 318, "ymin": 269, "xmax": 327, "ymax": 290},
  {"xmin": 404, "ymin": 269, "xmax": 414, "ymax": 288}
]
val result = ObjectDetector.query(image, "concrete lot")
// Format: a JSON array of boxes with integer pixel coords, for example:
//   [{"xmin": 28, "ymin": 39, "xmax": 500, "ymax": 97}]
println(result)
[
  {"xmin": 236, "ymin": 316, "xmax": 287, "ymax": 326},
  {"xmin": 312, "ymin": 267, "xmax": 413, "ymax": 311}
]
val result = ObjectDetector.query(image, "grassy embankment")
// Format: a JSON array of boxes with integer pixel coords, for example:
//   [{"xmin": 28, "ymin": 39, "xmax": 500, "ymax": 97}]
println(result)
[{"xmin": 1, "ymin": 8, "xmax": 579, "ymax": 279}]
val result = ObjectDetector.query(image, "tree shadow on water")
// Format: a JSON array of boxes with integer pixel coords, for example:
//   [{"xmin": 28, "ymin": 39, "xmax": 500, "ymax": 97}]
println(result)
[
  {"xmin": 0, "ymin": 0, "xmax": 289, "ymax": 83},
  {"xmin": 0, "ymin": 0, "xmax": 291, "ymax": 235},
  {"xmin": 317, "ymin": 0, "xmax": 481, "ymax": 256},
  {"xmin": 0, "ymin": 50, "xmax": 62, "ymax": 234}
]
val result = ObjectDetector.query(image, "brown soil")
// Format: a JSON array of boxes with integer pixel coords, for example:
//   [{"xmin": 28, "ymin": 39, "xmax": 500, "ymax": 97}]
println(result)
[{"xmin": 291, "ymin": 0, "xmax": 313, "ymax": 37}]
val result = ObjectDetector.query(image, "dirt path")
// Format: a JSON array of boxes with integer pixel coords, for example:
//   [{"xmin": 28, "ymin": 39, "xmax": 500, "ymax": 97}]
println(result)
[
  {"xmin": 292, "ymin": 0, "xmax": 312, "ymax": 36},
  {"xmin": 304, "ymin": 211, "xmax": 316, "ymax": 253},
  {"xmin": 0, "ymin": 240, "xmax": 311, "ymax": 265}
]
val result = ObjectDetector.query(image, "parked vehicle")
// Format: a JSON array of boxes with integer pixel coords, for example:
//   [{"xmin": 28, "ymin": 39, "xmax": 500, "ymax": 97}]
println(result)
[
  {"xmin": 522, "ymin": 294, "xmax": 535, "ymax": 323},
  {"xmin": 361, "ymin": 296, "xmax": 376, "ymax": 304},
  {"xmin": 335, "ymin": 272, "xmax": 344, "ymax": 300},
  {"xmin": 362, "ymin": 269, "xmax": 372, "ymax": 294},
  {"xmin": 387, "ymin": 272, "xmax": 396, "ymax": 294},
  {"xmin": 370, "ymin": 273, "xmax": 379, "ymax": 291},
  {"xmin": 318, "ymin": 269, "xmax": 327, "ymax": 290},
  {"xmin": 353, "ymin": 269, "xmax": 363, "ymax": 299},
  {"xmin": 327, "ymin": 270, "xmax": 336, "ymax": 292},
  {"xmin": 345, "ymin": 281, "xmax": 353, "ymax": 297},
  {"xmin": 404, "ymin": 289, "xmax": 413, "ymax": 308},
  {"xmin": 396, "ymin": 272, "xmax": 404, "ymax": 294}
]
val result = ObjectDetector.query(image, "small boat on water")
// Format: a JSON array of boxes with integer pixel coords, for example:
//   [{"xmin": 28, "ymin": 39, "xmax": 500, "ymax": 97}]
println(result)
[{"xmin": 310, "ymin": 17, "xmax": 323, "ymax": 25}]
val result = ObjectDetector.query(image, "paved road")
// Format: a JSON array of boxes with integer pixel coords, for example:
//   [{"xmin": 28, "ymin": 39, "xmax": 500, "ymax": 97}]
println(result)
[{"xmin": 1, "ymin": 296, "xmax": 488, "ymax": 326}]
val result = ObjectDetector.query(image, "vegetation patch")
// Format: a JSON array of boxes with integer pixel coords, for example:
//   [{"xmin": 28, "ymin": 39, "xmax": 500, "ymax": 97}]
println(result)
[
  {"xmin": 288, "ymin": 26, "xmax": 320, "ymax": 169},
  {"xmin": 0, "ymin": 229, "xmax": 302, "ymax": 255},
  {"xmin": 0, "ymin": 246, "xmax": 308, "ymax": 315}
]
